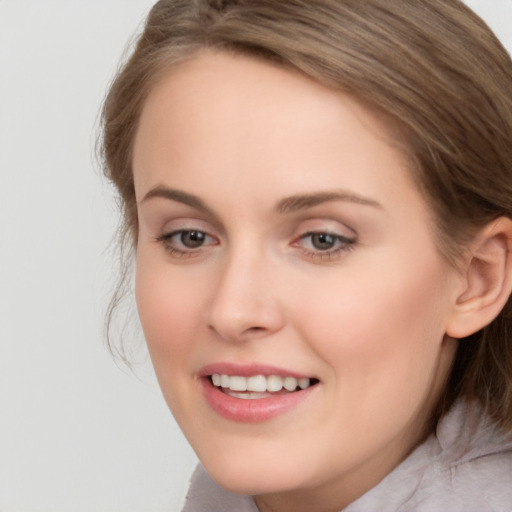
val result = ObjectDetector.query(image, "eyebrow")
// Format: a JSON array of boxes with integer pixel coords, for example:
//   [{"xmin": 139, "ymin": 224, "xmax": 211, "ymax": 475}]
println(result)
[
  {"xmin": 277, "ymin": 190, "xmax": 383, "ymax": 213},
  {"xmin": 140, "ymin": 186, "xmax": 383, "ymax": 214},
  {"xmin": 140, "ymin": 186, "xmax": 214, "ymax": 215}
]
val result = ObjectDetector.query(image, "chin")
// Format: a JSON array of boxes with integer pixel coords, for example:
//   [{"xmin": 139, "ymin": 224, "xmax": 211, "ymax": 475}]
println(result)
[
  {"xmin": 200, "ymin": 452, "xmax": 310, "ymax": 496},
  {"xmin": 209, "ymin": 471, "xmax": 297, "ymax": 497}
]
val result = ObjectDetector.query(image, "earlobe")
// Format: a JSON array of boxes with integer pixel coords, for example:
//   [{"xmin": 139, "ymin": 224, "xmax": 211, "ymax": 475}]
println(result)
[{"xmin": 446, "ymin": 217, "xmax": 512, "ymax": 339}]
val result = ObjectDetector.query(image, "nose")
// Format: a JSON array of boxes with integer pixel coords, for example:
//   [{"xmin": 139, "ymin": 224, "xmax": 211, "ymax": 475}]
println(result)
[{"xmin": 205, "ymin": 250, "xmax": 285, "ymax": 343}]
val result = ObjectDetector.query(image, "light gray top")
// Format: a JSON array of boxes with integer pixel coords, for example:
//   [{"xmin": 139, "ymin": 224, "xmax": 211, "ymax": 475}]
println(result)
[{"xmin": 182, "ymin": 401, "xmax": 512, "ymax": 511}]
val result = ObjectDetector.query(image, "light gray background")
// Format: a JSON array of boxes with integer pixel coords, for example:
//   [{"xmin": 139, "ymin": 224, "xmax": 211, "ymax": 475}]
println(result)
[{"xmin": 0, "ymin": 1, "xmax": 511, "ymax": 511}]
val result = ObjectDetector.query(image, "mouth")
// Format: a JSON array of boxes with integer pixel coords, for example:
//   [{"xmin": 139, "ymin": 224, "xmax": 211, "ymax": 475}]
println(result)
[
  {"xmin": 200, "ymin": 366, "xmax": 320, "ymax": 422},
  {"xmin": 209, "ymin": 373, "xmax": 319, "ymax": 400}
]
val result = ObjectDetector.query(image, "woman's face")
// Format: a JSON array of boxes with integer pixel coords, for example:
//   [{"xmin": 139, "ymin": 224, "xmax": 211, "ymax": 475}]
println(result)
[{"xmin": 133, "ymin": 51, "xmax": 462, "ymax": 510}]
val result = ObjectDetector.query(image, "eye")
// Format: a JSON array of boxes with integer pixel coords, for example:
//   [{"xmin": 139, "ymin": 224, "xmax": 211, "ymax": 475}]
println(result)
[
  {"xmin": 308, "ymin": 233, "xmax": 339, "ymax": 251},
  {"xmin": 177, "ymin": 230, "xmax": 207, "ymax": 248},
  {"xmin": 294, "ymin": 231, "xmax": 356, "ymax": 260},
  {"xmin": 156, "ymin": 229, "xmax": 217, "ymax": 256}
]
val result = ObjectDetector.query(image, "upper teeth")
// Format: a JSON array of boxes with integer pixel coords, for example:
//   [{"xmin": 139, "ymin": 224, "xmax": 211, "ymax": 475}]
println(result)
[{"xmin": 211, "ymin": 374, "xmax": 311, "ymax": 393}]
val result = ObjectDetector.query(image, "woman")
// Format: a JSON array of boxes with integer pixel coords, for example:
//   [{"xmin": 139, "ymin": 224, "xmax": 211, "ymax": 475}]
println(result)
[{"xmin": 100, "ymin": 1, "xmax": 512, "ymax": 510}]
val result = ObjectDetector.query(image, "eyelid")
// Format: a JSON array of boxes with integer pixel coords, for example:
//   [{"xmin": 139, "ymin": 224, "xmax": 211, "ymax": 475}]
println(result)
[
  {"xmin": 155, "ymin": 223, "xmax": 219, "ymax": 258},
  {"xmin": 290, "ymin": 217, "xmax": 356, "ymax": 239},
  {"xmin": 291, "ymin": 231, "xmax": 356, "ymax": 262},
  {"xmin": 158, "ymin": 229, "xmax": 217, "ymax": 245},
  {"xmin": 289, "ymin": 217, "xmax": 358, "ymax": 262},
  {"xmin": 294, "ymin": 230, "xmax": 356, "ymax": 248}
]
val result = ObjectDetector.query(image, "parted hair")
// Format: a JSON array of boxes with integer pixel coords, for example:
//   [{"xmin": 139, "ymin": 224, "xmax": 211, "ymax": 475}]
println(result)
[{"xmin": 100, "ymin": 0, "xmax": 512, "ymax": 431}]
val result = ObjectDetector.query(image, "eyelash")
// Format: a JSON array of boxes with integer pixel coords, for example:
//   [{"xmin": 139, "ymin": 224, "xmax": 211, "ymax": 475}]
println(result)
[
  {"xmin": 155, "ymin": 230, "xmax": 218, "ymax": 258},
  {"xmin": 293, "ymin": 232, "xmax": 356, "ymax": 261},
  {"xmin": 155, "ymin": 229, "xmax": 356, "ymax": 260}
]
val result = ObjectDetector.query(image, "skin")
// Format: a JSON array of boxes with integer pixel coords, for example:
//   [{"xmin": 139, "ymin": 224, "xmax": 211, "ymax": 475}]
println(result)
[{"xmin": 132, "ymin": 50, "xmax": 465, "ymax": 512}]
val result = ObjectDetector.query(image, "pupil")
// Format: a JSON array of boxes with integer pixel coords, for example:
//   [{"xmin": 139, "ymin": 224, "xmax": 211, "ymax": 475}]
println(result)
[
  {"xmin": 181, "ymin": 231, "xmax": 205, "ymax": 248},
  {"xmin": 312, "ymin": 233, "xmax": 335, "ymax": 250}
]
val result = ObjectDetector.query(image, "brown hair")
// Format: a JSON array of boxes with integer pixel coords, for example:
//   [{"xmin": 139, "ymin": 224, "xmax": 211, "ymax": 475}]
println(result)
[{"xmin": 100, "ymin": 0, "xmax": 512, "ymax": 431}]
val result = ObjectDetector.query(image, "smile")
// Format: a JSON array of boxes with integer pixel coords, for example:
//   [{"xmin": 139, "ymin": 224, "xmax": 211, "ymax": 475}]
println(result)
[
  {"xmin": 211, "ymin": 374, "xmax": 313, "ymax": 398},
  {"xmin": 200, "ymin": 366, "xmax": 320, "ymax": 422}
]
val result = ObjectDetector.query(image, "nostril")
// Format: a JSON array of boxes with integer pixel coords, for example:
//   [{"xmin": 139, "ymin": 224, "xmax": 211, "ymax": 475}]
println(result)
[{"xmin": 242, "ymin": 326, "xmax": 270, "ymax": 338}]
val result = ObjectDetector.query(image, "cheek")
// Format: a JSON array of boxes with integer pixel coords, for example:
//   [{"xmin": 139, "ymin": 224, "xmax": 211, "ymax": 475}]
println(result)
[
  {"xmin": 135, "ymin": 258, "xmax": 202, "ymax": 366},
  {"xmin": 134, "ymin": 257, "xmax": 210, "ymax": 424},
  {"xmin": 292, "ymin": 253, "xmax": 452, "ymax": 399}
]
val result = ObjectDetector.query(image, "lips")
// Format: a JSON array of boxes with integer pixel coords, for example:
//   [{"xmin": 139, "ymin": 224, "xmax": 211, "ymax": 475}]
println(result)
[{"xmin": 199, "ymin": 363, "xmax": 319, "ymax": 422}]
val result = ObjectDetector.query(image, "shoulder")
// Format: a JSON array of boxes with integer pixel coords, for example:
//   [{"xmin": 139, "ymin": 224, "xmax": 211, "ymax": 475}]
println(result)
[
  {"xmin": 407, "ymin": 444, "xmax": 512, "ymax": 512},
  {"xmin": 405, "ymin": 402, "xmax": 512, "ymax": 512},
  {"xmin": 441, "ymin": 434, "xmax": 512, "ymax": 511},
  {"xmin": 346, "ymin": 401, "xmax": 512, "ymax": 512}
]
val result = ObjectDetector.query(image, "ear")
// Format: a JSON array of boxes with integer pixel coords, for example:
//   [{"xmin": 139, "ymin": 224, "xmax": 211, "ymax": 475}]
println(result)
[{"xmin": 446, "ymin": 217, "xmax": 512, "ymax": 339}]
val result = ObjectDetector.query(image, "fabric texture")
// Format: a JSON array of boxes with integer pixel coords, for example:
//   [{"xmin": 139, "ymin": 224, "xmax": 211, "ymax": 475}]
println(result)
[{"xmin": 181, "ymin": 401, "xmax": 512, "ymax": 511}]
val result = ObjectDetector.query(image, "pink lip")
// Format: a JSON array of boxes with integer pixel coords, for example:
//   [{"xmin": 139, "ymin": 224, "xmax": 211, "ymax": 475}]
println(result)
[
  {"xmin": 198, "ymin": 362, "xmax": 318, "ymax": 423},
  {"xmin": 198, "ymin": 362, "xmax": 312, "ymax": 379}
]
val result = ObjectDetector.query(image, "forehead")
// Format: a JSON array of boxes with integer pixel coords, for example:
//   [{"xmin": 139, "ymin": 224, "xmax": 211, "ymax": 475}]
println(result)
[{"xmin": 133, "ymin": 50, "xmax": 418, "ymax": 210}]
